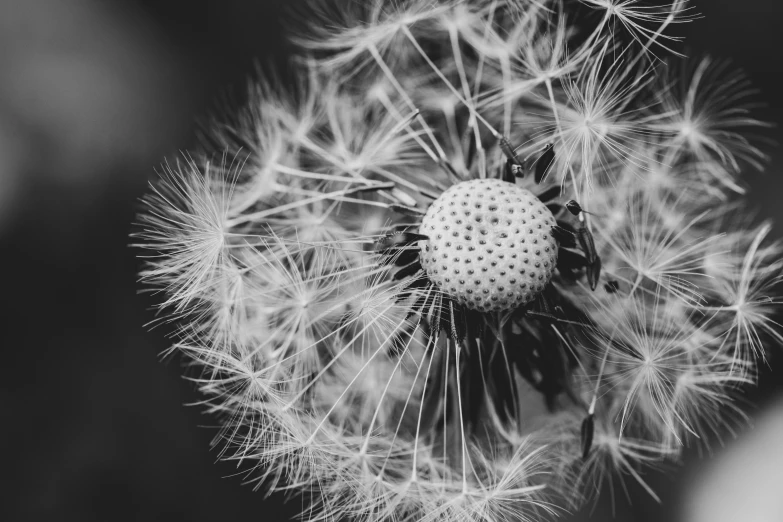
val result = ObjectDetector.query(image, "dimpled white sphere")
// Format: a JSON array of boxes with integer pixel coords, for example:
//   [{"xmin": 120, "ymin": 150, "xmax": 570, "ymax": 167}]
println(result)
[{"xmin": 419, "ymin": 179, "xmax": 558, "ymax": 312}]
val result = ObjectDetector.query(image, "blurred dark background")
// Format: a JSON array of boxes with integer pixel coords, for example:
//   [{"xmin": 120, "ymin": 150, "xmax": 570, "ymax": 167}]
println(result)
[{"xmin": 1, "ymin": 1, "xmax": 781, "ymax": 521}]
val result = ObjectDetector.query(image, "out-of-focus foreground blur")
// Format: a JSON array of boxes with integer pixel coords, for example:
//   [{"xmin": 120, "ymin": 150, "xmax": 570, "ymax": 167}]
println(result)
[{"xmin": 1, "ymin": 1, "xmax": 781, "ymax": 520}]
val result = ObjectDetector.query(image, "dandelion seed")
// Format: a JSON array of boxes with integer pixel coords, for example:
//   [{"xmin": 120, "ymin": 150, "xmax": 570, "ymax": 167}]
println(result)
[
  {"xmin": 700, "ymin": 224, "xmax": 783, "ymax": 369},
  {"xmin": 580, "ymin": 0, "xmax": 697, "ymax": 56},
  {"xmin": 137, "ymin": 156, "xmax": 235, "ymax": 313},
  {"xmin": 595, "ymin": 191, "xmax": 722, "ymax": 303},
  {"xmin": 652, "ymin": 56, "xmax": 770, "ymax": 193}
]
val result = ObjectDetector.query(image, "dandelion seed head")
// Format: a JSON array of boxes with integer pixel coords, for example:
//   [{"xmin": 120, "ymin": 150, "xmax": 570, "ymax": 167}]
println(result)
[
  {"xmin": 135, "ymin": 1, "xmax": 782, "ymax": 520},
  {"xmin": 419, "ymin": 178, "xmax": 558, "ymax": 311}
]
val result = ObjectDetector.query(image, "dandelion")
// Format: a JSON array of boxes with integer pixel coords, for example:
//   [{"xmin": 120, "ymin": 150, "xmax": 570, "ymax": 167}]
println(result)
[{"xmin": 136, "ymin": 1, "xmax": 780, "ymax": 520}]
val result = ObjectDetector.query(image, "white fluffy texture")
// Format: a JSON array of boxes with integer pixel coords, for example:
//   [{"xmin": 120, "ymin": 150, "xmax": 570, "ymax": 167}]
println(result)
[
  {"xmin": 135, "ymin": 1, "xmax": 782, "ymax": 521},
  {"xmin": 419, "ymin": 179, "xmax": 557, "ymax": 312}
]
